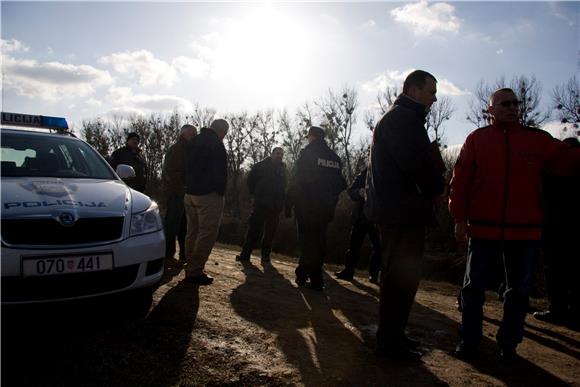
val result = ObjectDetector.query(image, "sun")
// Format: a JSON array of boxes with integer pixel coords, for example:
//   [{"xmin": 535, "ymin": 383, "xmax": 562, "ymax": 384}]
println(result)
[{"xmin": 206, "ymin": 5, "xmax": 313, "ymax": 96}]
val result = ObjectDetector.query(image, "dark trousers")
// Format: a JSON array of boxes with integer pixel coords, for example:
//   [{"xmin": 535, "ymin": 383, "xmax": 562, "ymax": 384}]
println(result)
[
  {"xmin": 543, "ymin": 228, "xmax": 579, "ymax": 317},
  {"xmin": 343, "ymin": 222, "xmax": 381, "ymax": 277},
  {"xmin": 296, "ymin": 220, "xmax": 329, "ymax": 286},
  {"xmin": 376, "ymin": 225, "xmax": 425, "ymax": 347},
  {"xmin": 164, "ymin": 192, "xmax": 186, "ymax": 259},
  {"xmin": 460, "ymin": 239, "xmax": 538, "ymax": 348},
  {"xmin": 240, "ymin": 205, "xmax": 280, "ymax": 259}
]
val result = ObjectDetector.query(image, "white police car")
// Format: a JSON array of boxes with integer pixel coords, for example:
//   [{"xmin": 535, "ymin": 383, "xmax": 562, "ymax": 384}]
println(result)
[{"xmin": 1, "ymin": 112, "xmax": 165, "ymax": 313}]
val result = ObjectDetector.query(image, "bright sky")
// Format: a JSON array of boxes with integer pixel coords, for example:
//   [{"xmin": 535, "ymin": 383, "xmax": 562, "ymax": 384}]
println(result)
[{"xmin": 1, "ymin": 1, "xmax": 578, "ymax": 146}]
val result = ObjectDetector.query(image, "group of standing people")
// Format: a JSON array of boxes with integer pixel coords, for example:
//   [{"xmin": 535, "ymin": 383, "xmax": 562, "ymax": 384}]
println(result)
[{"xmin": 116, "ymin": 69, "xmax": 579, "ymax": 365}]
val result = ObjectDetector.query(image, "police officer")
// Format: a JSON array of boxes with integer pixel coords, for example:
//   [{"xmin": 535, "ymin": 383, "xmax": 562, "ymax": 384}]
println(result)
[
  {"xmin": 286, "ymin": 126, "xmax": 347, "ymax": 291},
  {"xmin": 236, "ymin": 147, "xmax": 287, "ymax": 263}
]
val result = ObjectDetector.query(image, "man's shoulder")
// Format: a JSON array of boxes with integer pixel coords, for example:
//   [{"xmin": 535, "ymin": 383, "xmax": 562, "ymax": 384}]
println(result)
[{"xmin": 523, "ymin": 126, "xmax": 553, "ymax": 139}]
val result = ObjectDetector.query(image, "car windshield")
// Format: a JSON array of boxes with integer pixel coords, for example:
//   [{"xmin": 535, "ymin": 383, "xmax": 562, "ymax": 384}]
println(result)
[{"xmin": 1, "ymin": 132, "xmax": 116, "ymax": 179}]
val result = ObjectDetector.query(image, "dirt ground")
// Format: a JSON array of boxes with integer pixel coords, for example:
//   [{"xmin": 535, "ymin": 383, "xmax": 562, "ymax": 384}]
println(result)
[{"xmin": 2, "ymin": 244, "xmax": 579, "ymax": 386}]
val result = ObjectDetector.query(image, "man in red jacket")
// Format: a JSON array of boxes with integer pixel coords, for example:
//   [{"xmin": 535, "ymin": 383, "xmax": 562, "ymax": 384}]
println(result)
[{"xmin": 449, "ymin": 88, "xmax": 580, "ymax": 362}]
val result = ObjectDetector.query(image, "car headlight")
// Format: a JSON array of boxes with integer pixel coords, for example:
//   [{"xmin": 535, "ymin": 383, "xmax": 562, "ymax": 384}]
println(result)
[{"xmin": 130, "ymin": 202, "xmax": 162, "ymax": 237}]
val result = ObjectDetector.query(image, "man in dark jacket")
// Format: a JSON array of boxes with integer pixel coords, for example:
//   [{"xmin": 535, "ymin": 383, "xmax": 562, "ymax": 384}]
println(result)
[
  {"xmin": 365, "ymin": 70, "xmax": 446, "ymax": 361},
  {"xmin": 286, "ymin": 126, "xmax": 347, "ymax": 291},
  {"xmin": 183, "ymin": 119, "xmax": 229, "ymax": 285},
  {"xmin": 534, "ymin": 137, "xmax": 580, "ymax": 326},
  {"xmin": 335, "ymin": 167, "xmax": 381, "ymax": 283},
  {"xmin": 236, "ymin": 147, "xmax": 287, "ymax": 263},
  {"xmin": 162, "ymin": 124, "xmax": 197, "ymax": 261},
  {"xmin": 109, "ymin": 132, "xmax": 147, "ymax": 192}
]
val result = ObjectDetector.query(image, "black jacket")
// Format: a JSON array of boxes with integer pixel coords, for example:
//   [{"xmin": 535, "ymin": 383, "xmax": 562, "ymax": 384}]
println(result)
[
  {"xmin": 348, "ymin": 168, "xmax": 370, "ymax": 225},
  {"xmin": 109, "ymin": 145, "xmax": 147, "ymax": 192},
  {"xmin": 365, "ymin": 94, "xmax": 445, "ymax": 226},
  {"xmin": 185, "ymin": 127, "xmax": 227, "ymax": 196},
  {"xmin": 286, "ymin": 138, "xmax": 347, "ymax": 223},
  {"xmin": 247, "ymin": 157, "xmax": 287, "ymax": 211}
]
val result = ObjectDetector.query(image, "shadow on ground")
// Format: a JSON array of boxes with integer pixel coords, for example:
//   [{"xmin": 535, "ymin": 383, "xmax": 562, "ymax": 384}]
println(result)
[
  {"xmin": 230, "ymin": 259, "xmax": 572, "ymax": 387},
  {"xmin": 2, "ymin": 281, "xmax": 199, "ymax": 387}
]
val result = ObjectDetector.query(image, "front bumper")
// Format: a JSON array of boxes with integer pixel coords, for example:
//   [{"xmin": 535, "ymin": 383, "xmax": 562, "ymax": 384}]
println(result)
[{"xmin": 1, "ymin": 230, "xmax": 165, "ymax": 304}]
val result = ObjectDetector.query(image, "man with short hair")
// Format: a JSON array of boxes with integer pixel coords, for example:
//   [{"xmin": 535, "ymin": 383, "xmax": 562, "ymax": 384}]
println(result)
[
  {"xmin": 236, "ymin": 147, "xmax": 287, "ymax": 263},
  {"xmin": 365, "ymin": 69, "xmax": 446, "ymax": 361},
  {"xmin": 109, "ymin": 132, "xmax": 147, "ymax": 192},
  {"xmin": 286, "ymin": 126, "xmax": 346, "ymax": 291},
  {"xmin": 183, "ymin": 119, "xmax": 229, "ymax": 285},
  {"xmin": 450, "ymin": 88, "xmax": 580, "ymax": 362},
  {"xmin": 162, "ymin": 124, "xmax": 197, "ymax": 262}
]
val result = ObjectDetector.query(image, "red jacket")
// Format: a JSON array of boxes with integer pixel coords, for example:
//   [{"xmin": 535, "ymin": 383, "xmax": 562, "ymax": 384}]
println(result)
[{"xmin": 449, "ymin": 122, "xmax": 580, "ymax": 240}]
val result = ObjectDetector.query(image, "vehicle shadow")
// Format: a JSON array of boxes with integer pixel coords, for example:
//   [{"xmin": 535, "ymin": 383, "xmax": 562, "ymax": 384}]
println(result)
[
  {"xmin": 230, "ymin": 260, "xmax": 448, "ymax": 386},
  {"xmin": 1, "ymin": 282, "xmax": 199, "ymax": 387}
]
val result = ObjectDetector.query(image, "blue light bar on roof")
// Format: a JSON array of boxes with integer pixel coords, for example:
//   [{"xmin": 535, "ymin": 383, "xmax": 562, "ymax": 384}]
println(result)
[{"xmin": 1, "ymin": 112, "xmax": 69, "ymax": 130}]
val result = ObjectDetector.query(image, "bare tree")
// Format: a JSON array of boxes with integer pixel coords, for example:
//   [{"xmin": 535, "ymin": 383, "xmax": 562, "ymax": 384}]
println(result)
[
  {"xmin": 316, "ymin": 87, "xmax": 358, "ymax": 181},
  {"xmin": 188, "ymin": 104, "xmax": 216, "ymax": 129},
  {"xmin": 224, "ymin": 112, "xmax": 252, "ymax": 216},
  {"xmin": 427, "ymin": 96, "xmax": 455, "ymax": 146},
  {"xmin": 81, "ymin": 118, "xmax": 110, "ymax": 157},
  {"xmin": 466, "ymin": 75, "xmax": 549, "ymax": 128},
  {"xmin": 279, "ymin": 110, "xmax": 304, "ymax": 166},
  {"xmin": 377, "ymin": 86, "xmax": 400, "ymax": 114},
  {"xmin": 247, "ymin": 109, "xmax": 280, "ymax": 165},
  {"xmin": 552, "ymin": 76, "xmax": 580, "ymax": 138}
]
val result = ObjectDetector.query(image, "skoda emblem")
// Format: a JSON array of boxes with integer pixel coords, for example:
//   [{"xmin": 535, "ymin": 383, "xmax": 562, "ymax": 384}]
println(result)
[{"xmin": 57, "ymin": 212, "xmax": 77, "ymax": 227}]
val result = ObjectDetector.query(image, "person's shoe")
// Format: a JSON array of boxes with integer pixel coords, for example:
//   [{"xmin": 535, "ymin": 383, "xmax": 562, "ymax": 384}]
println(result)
[
  {"xmin": 453, "ymin": 340, "xmax": 478, "ymax": 360},
  {"xmin": 533, "ymin": 310, "xmax": 567, "ymax": 325},
  {"xmin": 334, "ymin": 269, "xmax": 354, "ymax": 281},
  {"xmin": 184, "ymin": 274, "xmax": 214, "ymax": 285},
  {"xmin": 499, "ymin": 346, "xmax": 519, "ymax": 363},
  {"xmin": 235, "ymin": 254, "xmax": 250, "ymax": 262},
  {"xmin": 369, "ymin": 275, "xmax": 379, "ymax": 285},
  {"xmin": 375, "ymin": 345, "xmax": 423, "ymax": 362}
]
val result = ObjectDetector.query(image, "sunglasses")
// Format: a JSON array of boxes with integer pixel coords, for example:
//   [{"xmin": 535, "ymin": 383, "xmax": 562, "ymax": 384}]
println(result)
[{"xmin": 498, "ymin": 99, "xmax": 520, "ymax": 107}]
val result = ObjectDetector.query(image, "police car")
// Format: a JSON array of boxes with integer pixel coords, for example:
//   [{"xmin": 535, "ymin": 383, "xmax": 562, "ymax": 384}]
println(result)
[{"xmin": 1, "ymin": 112, "xmax": 165, "ymax": 313}]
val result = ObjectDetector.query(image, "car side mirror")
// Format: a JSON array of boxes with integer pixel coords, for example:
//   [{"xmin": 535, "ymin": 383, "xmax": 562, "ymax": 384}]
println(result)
[{"xmin": 116, "ymin": 164, "xmax": 136, "ymax": 179}]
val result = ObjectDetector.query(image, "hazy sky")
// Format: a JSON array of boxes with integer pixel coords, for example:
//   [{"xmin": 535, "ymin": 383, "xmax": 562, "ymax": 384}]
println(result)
[{"xmin": 1, "ymin": 1, "xmax": 578, "ymax": 145}]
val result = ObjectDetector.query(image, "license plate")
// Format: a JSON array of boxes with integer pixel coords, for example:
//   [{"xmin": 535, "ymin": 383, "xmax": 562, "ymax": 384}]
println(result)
[{"xmin": 22, "ymin": 254, "xmax": 113, "ymax": 277}]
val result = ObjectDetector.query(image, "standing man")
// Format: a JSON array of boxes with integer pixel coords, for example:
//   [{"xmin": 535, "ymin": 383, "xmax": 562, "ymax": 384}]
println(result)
[
  {"xmin": 335, "ymin": 167, "xmax": 381, "ymax": 284},
  {"xmin": 365, "ymin": 70, "xmax": 446, "ymax": 361},
  {"xmin": 183, "ymin": 119, "xmax": 229, "ymax": 285},
  {"xmin": 109, "ymin": 132, "xmax": 147, "ymax": 192},
  {"xmin": 534, "ymin": 137, "xmax": 580, "ymax": 326},
  {"xmin": 236, "ymin": 147, "xmax": 287, "ymax": 263},
  {"xmin": 286, "ymin": 126, "xmax": 347, "ymax": 291},
  {"xmin": 162, "ymin": 124, "xmax": 197, "ymax": 262},
  {"xmin": 450, "ymin": 88, "xmax": 580, "ymax": 361}
]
